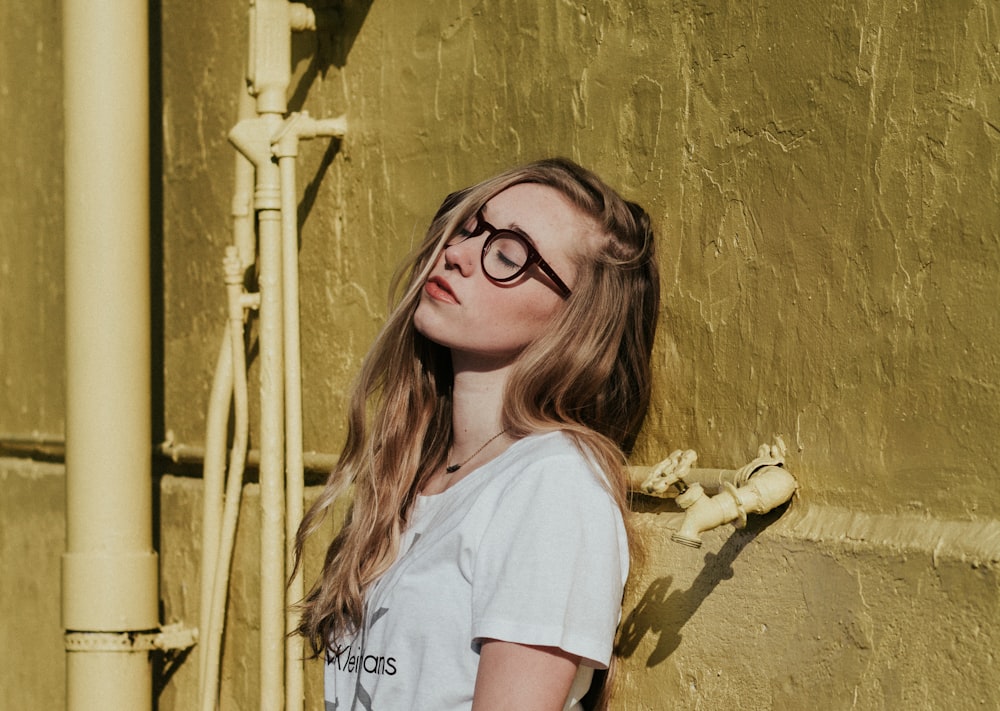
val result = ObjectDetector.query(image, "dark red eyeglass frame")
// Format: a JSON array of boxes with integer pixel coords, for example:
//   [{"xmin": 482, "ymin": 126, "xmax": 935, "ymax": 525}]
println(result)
[{"xmin": 467, "ymin": 208, "xmax": 573, "ymax": 299}]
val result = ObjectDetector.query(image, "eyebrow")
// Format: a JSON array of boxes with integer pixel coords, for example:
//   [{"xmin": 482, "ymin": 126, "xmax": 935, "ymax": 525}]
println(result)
[
  {"xmin": 481, "ymin": 208, "xmax": 537, "ymax": 246},
  {"xmin": 506, "ymin": 223, "xmax": 536, "ymax": 244}
]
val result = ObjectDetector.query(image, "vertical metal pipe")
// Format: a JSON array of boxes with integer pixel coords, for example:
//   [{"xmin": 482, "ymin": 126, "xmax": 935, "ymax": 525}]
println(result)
[
  {"xmin": 258, "ymin": 219, "xmax": 287, "ymax": 709},
  {"xmin": 279, "ymin": 150, "xmax": 306, "ymax": 711},
  {"xmin": 248, "ymin": 4, "xmax": 294, "ymax": 704},
  {"xmin": 199, "ymin": 82, "xmax": 258, "ymax": 708},
  {"xmin": 61, "ymin": 0, "xmax": 157, "ymax": 708},
  {"xmin": 228, "ymin": 110, "xmax": 287, "ymax": 710},
  {"xmin": 67, "ymin": 652, "xmax": 153, "ymax": 710},
  {"xmin": 255, "ymin": 140, "xmax": 287, "ymax": 711}
]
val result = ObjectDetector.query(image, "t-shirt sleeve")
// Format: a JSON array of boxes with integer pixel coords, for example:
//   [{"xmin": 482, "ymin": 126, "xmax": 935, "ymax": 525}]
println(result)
[{"xmin": 469, "ymin": 455, "xmax": 629, "ymax": 668}]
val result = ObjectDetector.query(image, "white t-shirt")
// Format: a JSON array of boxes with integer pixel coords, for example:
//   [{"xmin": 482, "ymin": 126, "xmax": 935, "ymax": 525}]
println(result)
[{"xmin": 324, "ymin": 431, "xmax": 629, "ymax": 711}]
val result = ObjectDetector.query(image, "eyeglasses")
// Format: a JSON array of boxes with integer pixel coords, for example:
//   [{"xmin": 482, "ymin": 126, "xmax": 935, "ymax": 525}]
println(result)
[{"xmin": 446, "ymin": 208, "xmax": 573, "ymax": 298}]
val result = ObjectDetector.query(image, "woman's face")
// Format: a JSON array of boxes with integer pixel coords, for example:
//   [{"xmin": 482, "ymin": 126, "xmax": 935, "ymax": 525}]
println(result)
[{"xmin": 413, "ymin": 182, "xmax": 596, "ymax": 366}]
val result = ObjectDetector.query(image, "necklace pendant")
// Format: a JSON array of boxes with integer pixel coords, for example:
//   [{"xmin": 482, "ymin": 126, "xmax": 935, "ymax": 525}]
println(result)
[{"xmin": 444, "ymin": 428, "xmax": 507, "ymax": 478}]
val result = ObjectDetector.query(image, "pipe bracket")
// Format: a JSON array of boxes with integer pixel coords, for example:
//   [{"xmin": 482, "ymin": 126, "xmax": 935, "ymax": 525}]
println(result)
[{"xmin": 65, "ymin": 623, "xmax": 198, "ymax": 653}]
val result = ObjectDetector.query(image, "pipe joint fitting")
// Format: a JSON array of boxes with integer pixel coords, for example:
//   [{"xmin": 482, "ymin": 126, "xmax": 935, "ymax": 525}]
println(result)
[
  {"xmin": 254, "ymin": 189, "xmax": 282, "ymax": 212},
  {"xmin": 223, "ymin": 247, "xmax": 243, "ymax": 284},
  {"xmin": 272, "ymin": 111, "xmax": 348, "ymax": 159},
  {"xmin": 672, "ymin": 482, "xmax": 741, "ymax": 548},
  {"xmin": 224, "ymin": 246, "xmax": 255, "ymax": 323},
  {"xmin": 241, "ymin": 292, "xmax": 261, "ymax": 311},
  {"xmin": 229, "ymin": 117, "xmax": 279, "ymax": 170},
  {"xmin": 288, "ymin": 3, "xmax": 315, "ymax": 31},
  {"xmin": 723, "ymin": 481, "xmax": 749, "ymax": 529}
]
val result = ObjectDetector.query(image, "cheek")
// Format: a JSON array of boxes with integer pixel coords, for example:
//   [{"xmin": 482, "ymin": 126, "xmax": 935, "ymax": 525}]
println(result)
[{"xmin": 494, "ymin": 291, "xmax": 565, "ymax": 340}]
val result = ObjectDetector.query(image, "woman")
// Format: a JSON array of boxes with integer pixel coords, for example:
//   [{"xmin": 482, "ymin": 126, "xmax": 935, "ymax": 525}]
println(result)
[{"xmin": 295, "ymin": 158, "xmax": 659, "ymax": 710}]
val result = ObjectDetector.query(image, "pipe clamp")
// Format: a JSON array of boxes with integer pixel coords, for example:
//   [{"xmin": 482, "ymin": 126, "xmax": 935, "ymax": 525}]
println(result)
[{"xmin": 65, "ymin": 623, "xmax": 198, "ymax": 653}]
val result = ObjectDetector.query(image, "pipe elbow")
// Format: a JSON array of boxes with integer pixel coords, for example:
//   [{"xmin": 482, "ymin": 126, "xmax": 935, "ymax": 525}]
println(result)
[
  {"xmin": 740, "ymin": 465, "xmax": 798, "ymax": 515},
  {"xmin": 228, "ymin": 119, "xmax": 272, "ymax": 168}
]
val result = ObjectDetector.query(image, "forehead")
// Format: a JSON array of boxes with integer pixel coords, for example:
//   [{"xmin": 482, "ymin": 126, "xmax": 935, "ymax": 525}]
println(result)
[{"xmin": 481, "ymin": 183, "xmax": 599, "ymax": 260}]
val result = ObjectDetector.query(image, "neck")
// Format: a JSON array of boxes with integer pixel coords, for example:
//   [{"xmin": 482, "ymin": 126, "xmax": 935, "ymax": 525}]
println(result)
[
  {"xmin": 447, "ymin": 347, "xmax": 521, "ymax": 468},
  {"xmin": 450, "ymin": 364, "xmax": 508, "ymax": 454},
  {"xmin": 419, "ymin": 351, "xmax": 516, "ymax": 496}
]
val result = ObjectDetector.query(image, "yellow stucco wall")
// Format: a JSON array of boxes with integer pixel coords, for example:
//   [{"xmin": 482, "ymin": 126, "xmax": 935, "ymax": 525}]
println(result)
[{"xmin": 1, "ymin": 0, "xmax": 998, "ymax": 709}]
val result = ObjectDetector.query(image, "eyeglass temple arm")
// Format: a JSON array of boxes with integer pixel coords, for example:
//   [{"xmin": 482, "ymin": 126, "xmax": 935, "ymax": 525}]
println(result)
[{"xmin": 532, "ymin": 254, "xmax": 572, "ymax": 298}]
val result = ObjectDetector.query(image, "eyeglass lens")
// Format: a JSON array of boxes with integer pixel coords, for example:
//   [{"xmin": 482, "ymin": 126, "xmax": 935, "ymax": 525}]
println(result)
[{"xmin": 482, "ymin": 234, "xmax": 530, "ymax": 281}]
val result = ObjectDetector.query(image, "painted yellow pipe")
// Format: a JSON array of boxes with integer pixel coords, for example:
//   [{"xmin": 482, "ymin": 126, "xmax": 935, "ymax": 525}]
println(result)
[
  {"xmin": 61, "ymin": 0, "xmax": 157, "ymax": 708},
  {"xmin": 199, "ymin": 252, "xmax": 255, "ymax": 711},
  {"xmin": 231, "ymin": 107, "xmax": 289, "ymax": 711},
  {"xmin": 257, "ymin": 147, "xmax": 288, "ymax": 711},
  {"xmin": 279, "ymin": 144, "xmax": 307, "ymax": 711},
  {"xmin": 197, "ymin": 326, "xmax": 232, "ymax": 707},
  {"xmin": 273, "ymin": 111, "xmax": 346, "ymax": 710},
  {"xmin": 160, "ymin": 439, "xmax": 339, "ymax": 473},
  {"xmin": 199, "ymin": 81, "xmax": 258, "ymax": 709}
]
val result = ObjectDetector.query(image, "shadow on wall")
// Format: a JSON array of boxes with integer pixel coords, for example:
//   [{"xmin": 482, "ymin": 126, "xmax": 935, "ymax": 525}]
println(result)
[
  {"xmin": 617, "ymin": 505, "xmax": 788, "ymax": 667},
  {"xmin": 289, "ymin": 0, "xmax": 375, "ymax": 111},
  {"xmin": 286, "ymin": 0, "xmax": 372, "ymax": 247},
  {"xmin": 297, "ymin": 138, "xmax": 343, "ymax": 235}
]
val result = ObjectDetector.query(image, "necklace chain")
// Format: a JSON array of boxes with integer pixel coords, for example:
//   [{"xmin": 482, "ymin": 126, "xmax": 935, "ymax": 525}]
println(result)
[{"xmin": 445, "ymin": 429, "xmax": 508, "ymax": 473}]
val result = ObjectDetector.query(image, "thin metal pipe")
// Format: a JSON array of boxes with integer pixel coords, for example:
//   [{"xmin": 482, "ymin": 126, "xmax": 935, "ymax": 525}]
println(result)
[
  {"xmin": 199, "ymin": 250, "xmax": 253, "ymax": 711},
  {"xmin": 159, "ymin": 440, "xmax": 339, "ymax": 473},
  {"xmin": 228, "ymin": 111, "xmax": 289, "ymax": 709},
  {"xmin": 246, "ymin": 2, "xmax": 296, "ymax": 702},
  {"xmin": 62, "ymin": 0, "xmax": 156, "ymax": 708},
  {"xmin": 279, "ymin": 149, "xmax": 306, "ymax": 711},
  {"xmin": 272, "ymin": 112, "xmax": 346, "ymax": 711},
  {"xmin": 197, "ymin": 326, "xmax": 233, "ymax": 704},
  {"xmin": 257, "ymin": 176, "xmax": 287, "ymax": 711},
  {"xmin": 198, "ymin": 80, "xmax": 258, "ymax": 708}
]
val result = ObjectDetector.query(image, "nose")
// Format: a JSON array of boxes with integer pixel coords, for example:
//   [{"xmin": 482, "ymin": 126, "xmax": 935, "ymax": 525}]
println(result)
[{"xmin": 443, "ymin": 238, "xmax": 478, "ymax": 276}]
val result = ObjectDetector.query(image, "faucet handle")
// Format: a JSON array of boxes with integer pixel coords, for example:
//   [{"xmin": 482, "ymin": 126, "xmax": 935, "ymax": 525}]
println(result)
[{"xmin": 639, "ymin": 449, "xmax": 698, "ymax": 497}]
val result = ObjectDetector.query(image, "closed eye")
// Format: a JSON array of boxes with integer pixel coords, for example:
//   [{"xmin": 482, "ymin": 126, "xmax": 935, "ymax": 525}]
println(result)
[{"xmin": 495, "ymin": 250, "xmax": 521, "ymax": 269}]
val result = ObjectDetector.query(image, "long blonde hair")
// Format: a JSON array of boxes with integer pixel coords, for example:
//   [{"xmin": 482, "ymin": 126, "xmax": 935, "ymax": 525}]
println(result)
[{"xmin": 295, "ymin": 159, "xmax": 659, "ymax": 676}]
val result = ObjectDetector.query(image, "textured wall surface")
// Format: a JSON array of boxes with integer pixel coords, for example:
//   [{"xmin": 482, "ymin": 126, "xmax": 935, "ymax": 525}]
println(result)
[
  {"xmin": 0, "ymin": 0, "xmax": 64, "ymax": 439},
  {"xmin": 158, "ymin": 0, "xmax": 1000, "ymax": 520},
  {"xmin": 0, "ymin": 460, "xmax": 65, "ymax": 710},
  {"xmin": 2, "ymin": 0, "xmax": 998, "ymax": 708},
  {"xmin": 621, "ymin": 500, "xmax": 1000, "ymax": 709}
]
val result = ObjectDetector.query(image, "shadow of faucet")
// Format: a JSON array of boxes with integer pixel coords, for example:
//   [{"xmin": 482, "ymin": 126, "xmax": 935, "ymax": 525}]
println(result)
[{"xmin": 616, "ymin": 504, "xmax": 787, "ymax": 667}]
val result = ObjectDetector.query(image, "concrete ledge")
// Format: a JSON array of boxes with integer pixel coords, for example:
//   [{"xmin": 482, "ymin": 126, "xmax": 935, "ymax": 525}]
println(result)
[{"xmin": 776, "ymin": 501, "xmax": 1000, "ymax": 566}]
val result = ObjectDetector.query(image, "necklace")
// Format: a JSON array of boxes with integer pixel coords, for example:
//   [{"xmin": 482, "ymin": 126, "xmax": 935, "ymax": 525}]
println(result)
[{"xmin": 445, "ymin": 429, "xmax": 508, "ymax": 473}]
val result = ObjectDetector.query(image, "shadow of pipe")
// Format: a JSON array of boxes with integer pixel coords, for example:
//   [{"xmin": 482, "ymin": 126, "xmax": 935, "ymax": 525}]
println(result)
[{"xmin": 287, "ymin": 0, "xmax": 375, "ymax": 113}]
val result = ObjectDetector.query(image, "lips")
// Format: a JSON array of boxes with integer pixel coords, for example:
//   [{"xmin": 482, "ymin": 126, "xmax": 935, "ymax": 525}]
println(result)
[{"xmin": 425, "ymin": 276, "xmax": 459, "ymax": 303}]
